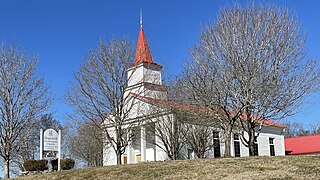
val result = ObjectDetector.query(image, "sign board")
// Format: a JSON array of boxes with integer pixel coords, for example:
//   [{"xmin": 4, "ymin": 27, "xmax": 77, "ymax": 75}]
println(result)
[{"xmin": 43, "ymin": 129, "xmax": 59, "ymax": 151}]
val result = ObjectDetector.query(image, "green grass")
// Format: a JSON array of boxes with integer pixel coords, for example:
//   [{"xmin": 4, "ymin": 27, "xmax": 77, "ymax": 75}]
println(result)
[{"xmin": 14, "ymin": 156, "xmax": 320, "ymax": 180}]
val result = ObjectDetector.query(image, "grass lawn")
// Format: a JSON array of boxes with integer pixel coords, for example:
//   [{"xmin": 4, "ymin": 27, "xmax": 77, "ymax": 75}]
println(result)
[{"xmin": 14, "ymin": 155, "xmax": 320, "ymax": 180}]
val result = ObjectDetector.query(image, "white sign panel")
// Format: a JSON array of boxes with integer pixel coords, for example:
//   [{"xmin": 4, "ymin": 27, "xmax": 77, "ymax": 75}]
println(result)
[{"xmin": 43, "ymin": 129, "xmax": 59, "ymax": 151}]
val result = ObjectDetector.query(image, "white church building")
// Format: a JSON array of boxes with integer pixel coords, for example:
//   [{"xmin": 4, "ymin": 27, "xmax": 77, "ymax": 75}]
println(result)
[{"xmin": 102, "ymin": 21, "xmax": 286, "ymax": 166}]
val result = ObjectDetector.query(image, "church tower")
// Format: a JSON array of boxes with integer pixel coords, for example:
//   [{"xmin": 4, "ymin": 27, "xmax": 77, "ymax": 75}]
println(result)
[{"xmin": 125, "ymin": 15, "xmax": 167, "ymax": 100}]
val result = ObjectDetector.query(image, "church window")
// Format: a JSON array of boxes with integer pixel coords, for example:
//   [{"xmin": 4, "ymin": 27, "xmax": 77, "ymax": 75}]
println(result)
[
  {"xmin": 213, "ymin": 131, "xmax": 221, "ymax": 158},
  {"xmin": 233, "ymin": 134, "xmax": 241, "ymax": 157},
  {"xmin": 269, "ymin": 138, "xmax": 275, "ymax": 156}
]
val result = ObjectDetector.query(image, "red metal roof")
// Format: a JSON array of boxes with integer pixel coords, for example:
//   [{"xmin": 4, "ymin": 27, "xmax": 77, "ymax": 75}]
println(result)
[
  {"xmin": 134, "ymin": 27, "xmax": 153, "ymax": 65},
  {"xmin": 263, "ymin": 120, "xmax": 286, "ymax": 128},
  {"xmin": 285, "ymin": 134, "xmax": 320, "ymax": 155},
  {"xmin": 100, "ymin": 92, "xmax": 285, "ymax": 128},
  {"xmin": 130, "ymin": 93, "xmax": 285, "ymax": 128},
  {"xmin": 236, "ymin": 112, "xmax": 286, "ymax": 128}
]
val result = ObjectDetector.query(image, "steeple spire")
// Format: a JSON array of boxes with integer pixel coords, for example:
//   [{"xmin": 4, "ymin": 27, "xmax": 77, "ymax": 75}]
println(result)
[{"xmin": 134, "ymin": 10, "xmax": 153, "ymax": 65}]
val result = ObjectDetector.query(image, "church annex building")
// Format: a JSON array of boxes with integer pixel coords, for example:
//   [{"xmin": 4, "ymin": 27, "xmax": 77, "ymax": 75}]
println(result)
[{"xmin": 101, "ymin": 21, "xmax": 286, "ymax": 166}]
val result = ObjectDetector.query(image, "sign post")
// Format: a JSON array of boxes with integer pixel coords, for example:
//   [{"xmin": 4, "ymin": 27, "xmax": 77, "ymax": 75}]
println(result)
[
  {"xmin": 40, "ymin": 129, "xmax": 43, "ymax": 160},
  {"xmin": 58, "ymin": 130, "xmax": 61, "ymax": 171},
  {"xmin": 40, "ymin": 128, "xmax": 61, "ymax": 171}
]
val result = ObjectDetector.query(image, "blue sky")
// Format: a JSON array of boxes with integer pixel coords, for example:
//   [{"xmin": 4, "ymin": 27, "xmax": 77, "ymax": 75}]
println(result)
[{"xmin": 0, "ymin": 0, "xmax": 319, "ymax": 127}]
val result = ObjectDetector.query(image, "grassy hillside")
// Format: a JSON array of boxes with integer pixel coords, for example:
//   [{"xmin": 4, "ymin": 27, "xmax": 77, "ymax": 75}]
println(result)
[{"xmin": 14, "ymin": 156, "xmax": 320, "ymax": 180}]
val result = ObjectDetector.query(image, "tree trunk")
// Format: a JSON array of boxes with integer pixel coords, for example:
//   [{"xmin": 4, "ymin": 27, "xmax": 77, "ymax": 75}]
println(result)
[
  {"xmin": 248, "ymin": 126, "xmax": 256, "ymax": 156},
  {"xmin": 116, "ymin": 150, "xmax": 121, "ymax": 165},
  {"xmin": 198, "ymin": 151, "xmax": 205, "ymax": 159},
  {"xmin": 116, "ymin": 126, "xmax": 122, "ymax": 165},
  {"xmin": 172, "ymin": 118, "xmax": 178, "ymax": 160},
  {"xmin": 4, "ymin": 159, "xmax": 9, "ymax": 179},
  {"xmin": 248, "ymin": 143, "xmax": 255, "ymax": 156},
  {"xmin": 224, "ymin": 123, "xmax": 233, "ymax": 157}
]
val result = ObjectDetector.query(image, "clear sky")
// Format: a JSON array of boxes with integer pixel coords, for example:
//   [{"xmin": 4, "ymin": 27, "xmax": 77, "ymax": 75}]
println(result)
[{"xmin": 0, "ymin": 0, "xmax": 319, "ymax": 127}]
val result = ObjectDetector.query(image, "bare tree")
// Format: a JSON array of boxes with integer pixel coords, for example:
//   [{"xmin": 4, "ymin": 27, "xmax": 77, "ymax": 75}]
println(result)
[
  {"xmin": 182, "ymin": 124, "xmax": 212, "ymax": 159},
  {"xmin": 179, "ymin": 110, "xmax": 219, "ymax": 159},
  {"xmin": 69, "ymin": 122, "xmax": 103, "ymax": 167},
  {"xmin": 283, "ymin": 121, "xmax": 320, "ymax": 137},
  {"xmin": 178, "ymin": 62, "xmax": 242, "ymax": 157},
  {"xmin": 168, "ymin": 78, "xmax": 227, "ymax": 159},
  {"xmin": 0, "ymin": 43, "xmax": 50, "ymax": 178},
  {"xmin": 142, "ymin": 87, "xmax": 218, "ymax": 160},
  {"xmin": 305, "ymin": 124, "xmax": 320, "ymax": 135},
  {"xmin": 67, "ymin": 39, "xmax": 140, "ymax": 165},
  {"xmin": 188, "ymin": 4, "xmax": 320, "ymax": 156},
  {"xmin": 144, "ymin": 107, "xmax": 185, "ymax": 160},
  {"xmin": 283, "ymin": 121, "xmax": 304, "ymax": 138},
  {"xmin": 37, "ymin": 114, "xmax": 62, "ymax": 131}
]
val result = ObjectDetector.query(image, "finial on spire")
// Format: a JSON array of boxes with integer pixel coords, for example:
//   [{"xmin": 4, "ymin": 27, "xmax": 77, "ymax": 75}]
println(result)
[{"xmin": 140, "ymin": 8, "xmax": 143, "ymax": 28}]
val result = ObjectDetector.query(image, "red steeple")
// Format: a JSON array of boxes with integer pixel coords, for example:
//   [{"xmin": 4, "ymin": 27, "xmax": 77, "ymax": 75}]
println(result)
[{"xmin": 134, "ymin": 27, "xmax": 153, "ymax": 65}]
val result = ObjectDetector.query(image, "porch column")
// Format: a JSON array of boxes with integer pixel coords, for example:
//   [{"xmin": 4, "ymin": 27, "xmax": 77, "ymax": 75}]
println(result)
[
  {"xmin": 127, "ymin": 129, "xmax": 133, "ymax": 164},
  {"xmin": 141, "ymin": 126, "xmax": 146, "ymax": 162},
  {"xmin": 154, "ymin": 125, "xmax": 158, "ymax": 161}
]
